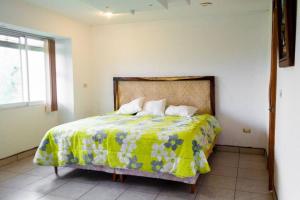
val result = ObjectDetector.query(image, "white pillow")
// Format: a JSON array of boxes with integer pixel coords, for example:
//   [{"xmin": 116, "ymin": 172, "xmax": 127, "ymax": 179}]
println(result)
[
  {"xmin": 117, "ymin": 97, "xmax": 144, "ymax": 114},
  {"xmin": 165, "ymin": 105, "xmax": 198, "ymax": 117},
  {"xmin": 137, "ymin": 99, "xmax": 166, "ymax": 116}
]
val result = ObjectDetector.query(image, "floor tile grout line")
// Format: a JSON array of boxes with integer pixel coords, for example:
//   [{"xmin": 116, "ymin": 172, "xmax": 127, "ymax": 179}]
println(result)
[
  {"xmin": 34, "ymin": 192, "xmax": 48, "ymax": 200},
  {"xmin": 234, "ymin": 188, "xmax": 273, "ymax": 195},
  {"xmin": 201, "ymin": 174, "xmax": 237, "ymax": 179},
  {"xmin": 152, "ymin": 188, "xmax": 162, "ymax": 200},
  {"xmin": 0, "ymin": 177, "xmax": 50, "ymax": 200},
  {"xmin": 0, "ymin": 169, "xmax": 52, "ymax": 182},
  {"xmin": 0, "ymin": 187, "xmax": 48, "ymax": 200},
  {"xmin": 233, "ymin": 150, "xmax": 241, "ymax": 200},
  {"xmin": 232, "ymin": 176, "xmax": 269, "ymax": 182},
  {"xmin": 0, "ymin": 167, "xmax": 38, "ymax": 175},
  {"xmin": 114, "ymin": 184, "xmax": 130, "ymax": 200},
  {"xmin": 75, "ymin": 183, "xmax": 98, "ymax": 200},
  {"xmin": 0, "ymin": 176, "xmax": 44, "ymax": 190},
  {"xmin": 0, "ymin": 172, "xmax": 37, "ymax": 185},
  {"xmin": 193, "ymin": 190, "xmax": 199, "ymax": 200},
  {"xmin": 35, "ymin": 174, "xmax": 72, "ymax": 200},
  {"xmin": 36, "ymin": 168, "xmax": 88, "ymax": 200}
]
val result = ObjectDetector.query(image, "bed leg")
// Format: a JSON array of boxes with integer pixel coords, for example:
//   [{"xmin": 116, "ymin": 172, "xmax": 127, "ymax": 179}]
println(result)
[
  {"xmin": 54, "ymin": 167, "xmax": 58, "ymax": 176},
  {"xmin": 190, "ymin": 184, "xmax": 196, "ymax": 193},
  {"xmin": 119, "ymin": 174, "xmax": 125, "ymax": 183},
  {"xmin": 112, "ymin": 173, "xmax": 117, "ymax": 182}
]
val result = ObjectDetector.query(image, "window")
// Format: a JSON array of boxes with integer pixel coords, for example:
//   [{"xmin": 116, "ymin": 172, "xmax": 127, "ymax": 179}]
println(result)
[{"xmin": 0, "ymin": 29, "xmax": 57, "ymax": 110}]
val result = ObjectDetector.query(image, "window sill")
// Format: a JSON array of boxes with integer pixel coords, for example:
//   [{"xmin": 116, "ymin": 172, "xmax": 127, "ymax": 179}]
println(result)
[{"xmin": 0, "ymin": 101, "xmax": 45, "ymax": 110}]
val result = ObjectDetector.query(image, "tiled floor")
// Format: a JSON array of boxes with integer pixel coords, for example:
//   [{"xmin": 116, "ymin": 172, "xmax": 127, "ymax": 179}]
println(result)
[{"xmin": 0, "ymin": 151, "xmax": 273, "ymax": 200}]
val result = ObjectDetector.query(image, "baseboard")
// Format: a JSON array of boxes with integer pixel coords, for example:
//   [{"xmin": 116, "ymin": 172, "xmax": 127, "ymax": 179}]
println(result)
[
  {"xmin": 215, "ymin": 144, "xmax": 266, "ymax": 155},
  {"xmin": 0, "ymin": 147, "xmax": 37, "ymax": 167},
  {"xmin": 272, "ymin": 185, "xmax": 278, "ymax": 200}
]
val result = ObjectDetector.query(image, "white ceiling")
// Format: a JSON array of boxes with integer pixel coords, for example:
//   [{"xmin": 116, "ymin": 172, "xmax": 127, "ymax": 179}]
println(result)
[{"xmin": 23, "ymin": 0, "xmax": 271, "ymax": 25}]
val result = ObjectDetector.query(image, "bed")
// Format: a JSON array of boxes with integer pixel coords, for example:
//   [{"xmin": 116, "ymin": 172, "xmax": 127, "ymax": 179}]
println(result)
[{"xmin": 33, "ymin": 76, "xmax": 221, "ymax": 193}]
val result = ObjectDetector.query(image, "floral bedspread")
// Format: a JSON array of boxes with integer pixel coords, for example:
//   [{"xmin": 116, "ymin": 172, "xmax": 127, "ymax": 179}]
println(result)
[{"xmin": 34, "ymin": 113, "xmax": 221, "ymax": 178}]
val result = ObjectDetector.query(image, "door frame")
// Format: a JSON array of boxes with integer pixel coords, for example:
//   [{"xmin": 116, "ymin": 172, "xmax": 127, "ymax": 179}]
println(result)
[{"xmin": 268, "ymin": 0, "xmax": 278, "ymax": 191}]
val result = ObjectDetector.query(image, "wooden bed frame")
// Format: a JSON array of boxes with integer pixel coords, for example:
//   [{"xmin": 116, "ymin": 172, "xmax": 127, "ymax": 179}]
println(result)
[{"xmin": 55, "ymin": 76, "xmax": 216, "ymax": 193}]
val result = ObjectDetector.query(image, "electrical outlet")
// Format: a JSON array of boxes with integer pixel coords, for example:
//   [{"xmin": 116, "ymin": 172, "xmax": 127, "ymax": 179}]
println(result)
[{"xmin": 243, "ymin": 128, "xmax": 251, "ymax": 134}]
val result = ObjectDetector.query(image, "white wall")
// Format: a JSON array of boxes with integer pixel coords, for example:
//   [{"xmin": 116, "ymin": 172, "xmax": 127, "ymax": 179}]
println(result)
[
  {"xmin": 0, "ymin": 0, "xmax": 272, "ymax": 158},
  {"xmin": 56, "ymin": 39, "xmax": 75, "ymax": 123},
  {"xmin": 274, "ymin": 3, "xmax": 300, "ymax": 199},
  {"xmin": 91, "ymin": 12, "xmax": 271, "ymax": 148},
  {"xmin": 0, "ymin": 0, "xmax": 93, "ymax": 158},
  {"xmin": 0, "ymin": 106, "xmax": 58, "ymax": 159}
]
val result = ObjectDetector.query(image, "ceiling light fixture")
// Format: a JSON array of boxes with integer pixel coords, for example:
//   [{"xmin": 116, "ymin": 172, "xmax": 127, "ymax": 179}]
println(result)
[
  {"xmin": 101, "ymin": 6, "xmax": 113, "ymax": 18},
  {"xmin": 200, "ymin": 2, "xmax": 213, "ymax": 6},
  {"xmin": 130, "ymin": 9, "xmax": 135, "ymax": 15},
  {"xmin": 103, "ymin": 11, "xmax": 113, "ymax": 18},
  {"xmin": 98, "ymin": 11, "xmax": 114, "ymax": 18},
  {"xmin": 99, "ymin": 6, "xmax": 114, "ymax": 19}
]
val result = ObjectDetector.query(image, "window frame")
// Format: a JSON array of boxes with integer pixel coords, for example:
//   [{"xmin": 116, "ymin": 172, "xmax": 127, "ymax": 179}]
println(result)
[
  {"xmin": 0, "ymin": 27, "xmax": 57, "ymax": 111},
  {"xmin": 0, "ymin": 101, "xmax": 44, "ymax": 110}
]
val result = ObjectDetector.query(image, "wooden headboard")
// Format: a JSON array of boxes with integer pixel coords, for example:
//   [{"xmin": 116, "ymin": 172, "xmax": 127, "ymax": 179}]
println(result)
[{"xmin": 113, "ymin": 76, "xmax": 215, "ymax": 115}]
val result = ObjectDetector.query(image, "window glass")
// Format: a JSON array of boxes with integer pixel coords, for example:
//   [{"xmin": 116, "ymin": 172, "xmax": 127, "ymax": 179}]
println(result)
[
  {"xmin": 0, "ymin": 33, "xmax": 47, "ymax": 106},
  {"xmin": 28, "ymin": 49, "xmax": 46, "ymax": 102},
  {"xmin": 27, "ymin": 38, "xmax": 44, "ymax": 48},
  {"xmin": 0, "ymin": 43, "xmax": 23, "ymax": 104}
]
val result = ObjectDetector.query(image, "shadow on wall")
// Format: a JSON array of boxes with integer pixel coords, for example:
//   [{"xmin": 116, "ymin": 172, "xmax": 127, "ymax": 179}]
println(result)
[
  {"xmin": 214, "ymin": 76, "xmax": 268, "ymax": 149},
  {"xmin": 56, "ymin": 38, "xmax": 75, "ymax": 123},
  {"xmin": 216, "ymin": 112, "xmax": 267, "ymax": 148}
]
